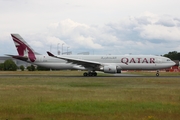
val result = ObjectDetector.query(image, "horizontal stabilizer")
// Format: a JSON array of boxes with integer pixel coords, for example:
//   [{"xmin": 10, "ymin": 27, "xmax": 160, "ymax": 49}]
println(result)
[{"xmin": 5, "ymin": 54, "xmax": 28, "ymax": 61}]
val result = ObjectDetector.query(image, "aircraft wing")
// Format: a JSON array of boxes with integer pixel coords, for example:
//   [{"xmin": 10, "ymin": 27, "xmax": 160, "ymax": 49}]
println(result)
[
  {"xmin": 47, "ymin": 51, "xmax": 101, "ymax": 67},
  {"xmin": 5, "ymin": 54, "xmax": 28, "ymax": 61}
]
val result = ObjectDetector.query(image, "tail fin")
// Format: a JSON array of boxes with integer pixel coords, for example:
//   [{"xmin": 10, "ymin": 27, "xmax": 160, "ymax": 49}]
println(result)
[{"xmin": 11, "ymin": 34, "xmax": 40, "ymax": 62}]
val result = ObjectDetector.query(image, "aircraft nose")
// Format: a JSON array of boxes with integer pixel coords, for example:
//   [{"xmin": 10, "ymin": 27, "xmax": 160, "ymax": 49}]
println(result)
[{"xmin": 172, "ymin": 61, "xmax": 176, "ymax": 66}]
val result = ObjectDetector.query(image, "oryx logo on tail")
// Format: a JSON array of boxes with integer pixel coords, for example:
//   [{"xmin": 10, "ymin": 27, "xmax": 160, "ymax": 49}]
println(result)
[{"xmin": 11, "ymin": 34, "xmax": 36, "ymax": 62}]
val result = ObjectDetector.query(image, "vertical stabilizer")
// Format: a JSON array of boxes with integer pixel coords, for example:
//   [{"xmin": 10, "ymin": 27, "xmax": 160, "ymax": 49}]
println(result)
[{"xmin": 11, "ymin": 34, "xmax": 39, "ymax": 62}]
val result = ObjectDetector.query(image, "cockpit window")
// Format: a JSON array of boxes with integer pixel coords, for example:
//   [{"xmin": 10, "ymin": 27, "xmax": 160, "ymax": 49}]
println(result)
[{"xmin": 167, "ymin": 59, "xmax": 171, "ymax": 61}]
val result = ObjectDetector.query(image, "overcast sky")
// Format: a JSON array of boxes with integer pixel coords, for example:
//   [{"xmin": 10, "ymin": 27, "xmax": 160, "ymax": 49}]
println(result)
[{"xmin": 1, "ymin": 0, "xmax": 180, "ymax": 56}]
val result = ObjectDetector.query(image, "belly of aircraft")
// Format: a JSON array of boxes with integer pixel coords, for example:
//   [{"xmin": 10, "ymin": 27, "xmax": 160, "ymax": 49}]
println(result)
[{"xmin": 121, "ymin": 63, "xmax": 172, "ymax": 70}]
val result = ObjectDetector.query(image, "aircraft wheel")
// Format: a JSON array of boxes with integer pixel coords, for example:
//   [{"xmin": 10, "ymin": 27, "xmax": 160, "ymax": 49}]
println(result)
[
  {"xmin": 83, "ymin": 72, "xmax": 88, "ymax": 77},
  {"xmin": 156, "ymin": 73, "xmax": 159, "ymax": 77},
  {"xmin": 84, "ymin": 72, "xmax": 97, "ymax": 77},
  {"xmin": 89, "ymin": 72, "xmax": 93, "ymax": 76},
  {"xmin": 93, "ymin": 72, "xmax": 97, "ymax": 76}
]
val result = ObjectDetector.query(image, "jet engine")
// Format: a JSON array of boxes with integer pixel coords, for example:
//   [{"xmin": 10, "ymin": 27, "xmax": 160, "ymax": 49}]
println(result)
[{"xmin": 100, "ymin": 65, "xmax": 121, "ymax": 73}]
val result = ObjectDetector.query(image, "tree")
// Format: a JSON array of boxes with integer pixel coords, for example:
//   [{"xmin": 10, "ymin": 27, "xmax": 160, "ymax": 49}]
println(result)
[
  {"xmin": 20, "ymin": 65, "xmax": 25, "ymax": 71},
  {"xmin": 0, "ymin": 63, "xmax": 4, "ymax": 71},
  {"xmin": 3, "ymin": 59, "xmax": 17, "ymax": 71},
  {"xmin": 27, "ymin": 65, "xmax": 35, "ymax": 71},
  {"xmin": 37, "ymin": 66, "xmax": 50, "ymax": 71},
  {"xmin": 164, "ymin": 51, "xmax": 180, "ymax": 60}
]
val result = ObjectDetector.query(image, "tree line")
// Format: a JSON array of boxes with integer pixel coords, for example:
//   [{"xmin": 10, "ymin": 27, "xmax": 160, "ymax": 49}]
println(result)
[
  {"xmin": 163, "ymin": 51, "xmax": 180, "ymax": 60},
  {"xmin": 0, "ymin": 59, "xmax": 50, "ymax": 71}
]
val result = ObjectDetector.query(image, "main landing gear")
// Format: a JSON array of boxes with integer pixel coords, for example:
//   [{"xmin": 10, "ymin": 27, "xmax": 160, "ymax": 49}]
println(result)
[
  {"xmin": 83, "ymin": 71, "xmax": 97, "ymax": 77},
  {"xmin": 156, "ymin": 70, "xmax": 159, "ymax": 77}
]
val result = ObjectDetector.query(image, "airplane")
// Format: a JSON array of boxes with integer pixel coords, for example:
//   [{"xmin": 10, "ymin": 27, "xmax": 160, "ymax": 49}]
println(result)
[{"xmin": 7, "ymin": 34, "xmax": 175, "ymax": 77}]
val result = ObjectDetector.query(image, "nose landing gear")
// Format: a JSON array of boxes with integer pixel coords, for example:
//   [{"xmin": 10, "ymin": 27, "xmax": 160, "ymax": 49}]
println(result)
[{"xmin": 156, "ymin": 70, "xmax": 159, "ymax": 77}]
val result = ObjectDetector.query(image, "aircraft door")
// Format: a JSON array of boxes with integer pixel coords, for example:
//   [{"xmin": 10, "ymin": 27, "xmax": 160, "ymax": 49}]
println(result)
[
  {"xmin": 156, "ymin": 58, "xmax": 162, "ymax": 63},
  {"xmin": 155, "ymin": 58, "xmax": 162, "ymax": 68}
]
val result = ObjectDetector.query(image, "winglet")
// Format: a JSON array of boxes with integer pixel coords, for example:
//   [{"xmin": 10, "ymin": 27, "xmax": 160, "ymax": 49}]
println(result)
[{"xmin": 47, "ymin": 51, "xmax": 55, "ymax": 57}]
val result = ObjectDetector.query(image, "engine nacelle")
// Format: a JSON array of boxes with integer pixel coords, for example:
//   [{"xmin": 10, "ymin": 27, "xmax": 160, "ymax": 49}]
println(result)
[{"xmin": 100, "ymin": 65, "xmax": 121, "ymax": 73}]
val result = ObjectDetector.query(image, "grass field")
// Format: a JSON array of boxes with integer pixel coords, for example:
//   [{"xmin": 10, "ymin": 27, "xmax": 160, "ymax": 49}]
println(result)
[{"xmin": 0, "ymin": 71, "xmax": 180, "ymax": 120}]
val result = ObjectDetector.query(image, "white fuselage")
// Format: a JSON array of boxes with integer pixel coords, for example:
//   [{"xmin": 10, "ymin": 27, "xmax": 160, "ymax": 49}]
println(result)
[{"xmin": 30, "ymin": 55, "xmax": 175, "ymax": 71}]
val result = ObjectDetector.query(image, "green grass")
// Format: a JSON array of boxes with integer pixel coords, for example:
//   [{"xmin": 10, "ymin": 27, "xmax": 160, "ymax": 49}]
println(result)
[{"xmin": 0, "ymin": 71, "xmax": 180, "ymax": 120}]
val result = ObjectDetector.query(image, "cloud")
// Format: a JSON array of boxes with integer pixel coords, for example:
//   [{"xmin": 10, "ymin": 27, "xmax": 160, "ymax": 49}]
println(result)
[
  {"xmin": 155, "ymin": 15, "xmax": 176, "ymax": 27},
  {"xmin": 105, "ymin": 13, "xmax": 180, "ymax": 42},
  {"xmin": 136, "ymin": 14, "xmax": 180, "ymax": 41},
  {"xmin": 48, "ymin": 19, "xmax": 103, "ymax": 50},
  {"xmin": 46, "ymin": 36, "xmax": 65, "ymax": 46},
  {"xmin": 1, "ymin": 10, "xmax": 180, "ymax": 55},
  {"xmin": 140, "ymin": 25, "xmax": 180, "ymax": 41},
  {"xmin": 26, "ymin": 13, "xmax": 180, "ymax": 55}
]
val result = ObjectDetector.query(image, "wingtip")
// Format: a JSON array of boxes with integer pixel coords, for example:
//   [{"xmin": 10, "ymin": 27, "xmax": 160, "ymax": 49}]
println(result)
[{"xmin": 47, "ymin": 51, "xmax": 54, "ymax": 56}]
